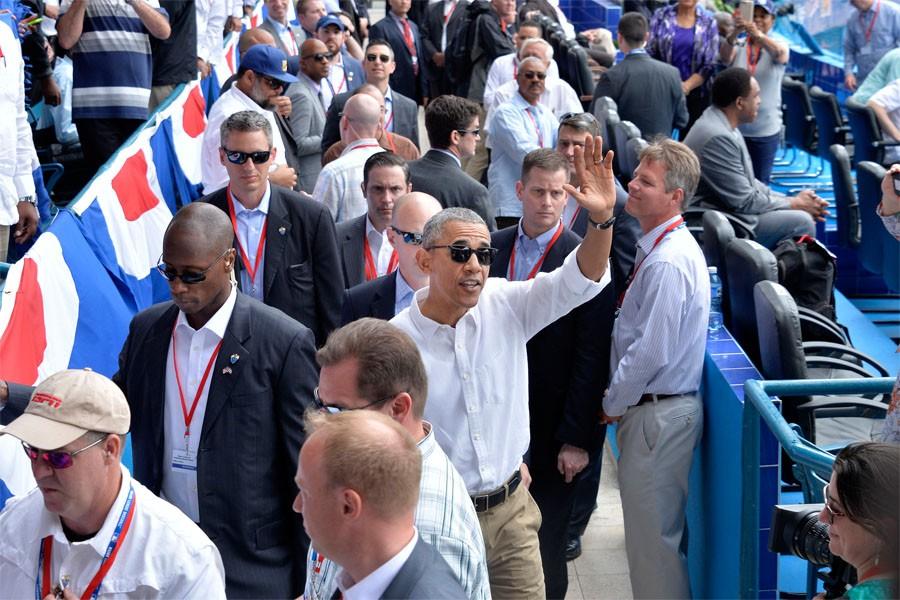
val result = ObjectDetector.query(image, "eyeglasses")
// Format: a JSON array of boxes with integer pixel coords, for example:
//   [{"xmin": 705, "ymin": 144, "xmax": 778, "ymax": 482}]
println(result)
[
  {"xmin": 559, "ymin": 112, "xmax": 598, "ymax": 126},
  {"xmin": 391, "ymin": 226, "xmax": 423, "ymax": 245},
  {"xmin": 312, "ymin": 386, "xmax": 399, "ymax": 414},
  {"xmin": 156, "ymin": 248, "xmax": 231, "ymax": 284},
  {"xmin": 303, "ymin": 52, "xmax": 333, "ymax": 62},
  {"xmin": 427, "ymin": 244, "xmax": 499, "ymax": 266},
  {"xmin": 222, "ymin": 148, "xmax": 272, "ymax": 165},
  {"xmin": 366, "ymin": 53, "xmax": 392, "ymax": 63},
  {"xmin": 22, "ymin": 436, "xmax": 106, "ymax": 470},
  {"xmin": 522, "ymin": 70, "xmax": 547, "ymax": 80},
  {"xmin": 260, "ymin": 75, "xmax": 286, "ymax": 90},
  {"xmin": 456, "ymin": 128, "xmax": 481, "ymax": 137},
  {"xmin": 822, "ymin": 483, "xmax": 846, "ymax": 524}
]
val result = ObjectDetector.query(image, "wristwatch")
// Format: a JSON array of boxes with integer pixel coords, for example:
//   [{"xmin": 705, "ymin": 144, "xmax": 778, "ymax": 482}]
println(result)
[
  {"xmin": 588, "ymin": 214, "xmax": 616, "ymax": 230},
  {"xmin": 18, "ymin": 195, "xmax": 36, "ymax": 206}
]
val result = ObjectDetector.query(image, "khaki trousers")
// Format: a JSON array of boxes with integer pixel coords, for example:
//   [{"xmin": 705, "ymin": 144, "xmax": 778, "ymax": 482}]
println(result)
[
  {"xmin": 476, "ymin": 481, "xmax": 545, "ymax": 600},
  {"xmin": 0, "ymin": 225, "xmax": 9, "ymax": 263},
  {"xmin": 149, "ymin": 84, "xmax": 178, "ymax": 112}
]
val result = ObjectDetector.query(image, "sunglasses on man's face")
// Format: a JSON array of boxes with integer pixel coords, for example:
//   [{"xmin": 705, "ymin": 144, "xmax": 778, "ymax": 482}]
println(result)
[
  {"xmin": 222, "ymin": 148, "xmax": 272, "ymax": 165},
  {"xmin": 156, "ymin": 248, "xmax": 231, "ymax": 284},
  {"xmin": 522, "ymin": 70, "xmax": 547, "ymax": 80},
  {"xmin": 260, "ymin": 75, "xmax": 286, "ymax": 90},
  {"xmin": 428, "ymin": 244, "xmax": 499, "ymax": 266},
  {"xmin": 390, "ymin": 226, "xmax": 423, "ymax": 245},
  {"xmin": 22, "ymin": 437, "xmax": 106, "ymax": 470},
  {"xmin": 366, "ymin": 53, "xmax": 391, "ymax": 63},
  {"xmin": 303, "ymin": 51, "xmax": 333, "ymax": 62}
]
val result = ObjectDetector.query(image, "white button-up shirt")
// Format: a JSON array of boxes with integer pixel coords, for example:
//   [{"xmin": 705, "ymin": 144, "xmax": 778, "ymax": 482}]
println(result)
[
  {"xmin": 0, "ymin": 465, "xmax": 226, "ymax": 598},
  {"xmin": 0, "ymin": 20, "xmax": 37, "ymax": 226},
  {"xmin": 604, "ymin": 216, "xmax": 709, "ymax": 417},
  {"xmin": 392, "ymin": 249, "xmax": 609, "ymax": 492},
  {"xmin": 337, "ymin": 529, "xmax": 419, "ymax": 600},
  {"xmin": 196, "ymin": 0, "xmax": 229, "ymax": 65},
  {"xmin": 312, "ymin": 138, "xmax": 385, "ymax": 222},
  {"xmin": 162, "ymin": 285, "xmax": 237, "ymax": 522},
  {"xmin": 483, "ymin": 53, "xmax": 561, "ymax": 108},
  {"xmin": 202, "ymin": 85, "xmax": 288, "ymax": 194},
  {"xmin": 230, "ymin": 185, "xmax": 270, "ymax": 301},
  {"xmin": 365, "ymin": 216, "xmax": 394, "ymax": 276}
]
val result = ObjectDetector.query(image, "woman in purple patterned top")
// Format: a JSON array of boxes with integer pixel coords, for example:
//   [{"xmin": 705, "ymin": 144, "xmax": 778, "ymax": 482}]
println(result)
[{"xmin": 648, "ymin": 0, "xmax": 719, "ymax": 135}]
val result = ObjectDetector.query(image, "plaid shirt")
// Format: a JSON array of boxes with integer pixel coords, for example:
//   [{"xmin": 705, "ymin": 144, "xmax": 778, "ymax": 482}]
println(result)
[{"xmin": 304, "ymin": 422, "xmax": 491, "ymax": 600}]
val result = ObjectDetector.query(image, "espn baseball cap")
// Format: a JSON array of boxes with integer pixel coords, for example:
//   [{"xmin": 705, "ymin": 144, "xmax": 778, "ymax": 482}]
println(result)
[
  {"xmin": 1, "ymin": 369, "xmax": 130, "ymax": 450},
  {"xmin": 241, "ymin": 45, "xmax": 299, "ymax": 84}
]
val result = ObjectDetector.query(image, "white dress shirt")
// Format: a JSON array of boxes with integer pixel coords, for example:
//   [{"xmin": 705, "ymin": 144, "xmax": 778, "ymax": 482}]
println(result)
[
  {"xmin": 230, "ymin": 185, "xmax": 270, "ymax": 300},
  {"xmin": 365, "ymin": 216, "xmax": 394, "ymax": 276},
  {"xmin": 337, "ymin": 529, "xmax": 419, "ymax": 600},
  {"xmin": 483, "ymin": 54, "xmax": 560, "ymax": 108},
  {"xmin": 391, "ymin": 249, "xmax": 609, "ymax": 492},
  {"xmin": 0, "ymin": 20, "xmax": 37, "ymax": 226},
  {"xmin": 162, "ymin": 285, "xmax": 238, "ymax": 522},
  {"xmin": 604, "ymin": 215, "xmax": 710, "ymax": 417},
  {"xmin": 196, "ymin": 0, "xmax": 229, "ymax": 66},
  {"xmin": 0, "ymin": 465, "xmax": 226, "ymax": 598},
  {"xmin": 312, "ymin": 138, "xmax": 385, "ymax": 222},
  {"xmin": 202, "ymin": 85, "xmax": 287, "ymax": 194}
]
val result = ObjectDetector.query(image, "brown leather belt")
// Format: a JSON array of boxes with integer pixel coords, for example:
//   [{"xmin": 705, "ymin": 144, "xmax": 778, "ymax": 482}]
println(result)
[
  {"xmin": 636, "ymin": 392, "xmax": 691, "ymax": 406},
  {"xmin": 471, "ymin": 470, "xmax": 521, "ymax": 513}
]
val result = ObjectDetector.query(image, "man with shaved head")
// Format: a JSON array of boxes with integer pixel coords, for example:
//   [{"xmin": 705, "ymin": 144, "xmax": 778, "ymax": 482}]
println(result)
[{"xmin": 312, "ymin": 93, "xmax": 386, "ymax": 222}]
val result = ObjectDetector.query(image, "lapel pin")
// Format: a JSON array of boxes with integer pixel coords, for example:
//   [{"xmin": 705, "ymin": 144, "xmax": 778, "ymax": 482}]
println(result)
[
  {"xmin": 230, "ymin": 354, "xmax": 240, "ymax": 364},
  {"xmin": 278, "ymin": 226, "xmax": 286, "ymax": 235},
  {"xmin": 222, "ymin": 366, "xmax": 233, "ymax": 375}
]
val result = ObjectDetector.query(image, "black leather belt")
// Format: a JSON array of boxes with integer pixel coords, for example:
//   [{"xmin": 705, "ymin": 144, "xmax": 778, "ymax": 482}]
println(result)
[
  {"xmin": 636, "ymin": 392, "xmax": 691, "ymax": 406},
  {"xmin": 471, "ymin": 470, "xmax": 521, "ymax": 513}
]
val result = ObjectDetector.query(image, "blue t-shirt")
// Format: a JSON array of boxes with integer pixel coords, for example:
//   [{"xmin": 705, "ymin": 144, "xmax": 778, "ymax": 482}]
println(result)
[{"xmin": 672, "ymin": 26, "xmax": 696, "ymax": 81}]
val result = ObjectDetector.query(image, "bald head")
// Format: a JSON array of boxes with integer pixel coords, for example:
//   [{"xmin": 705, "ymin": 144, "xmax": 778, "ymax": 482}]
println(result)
[
  {"xmin": 390, "ymin": 192, "xmax": 443, "ymax": 291},
  {"xmin": 301, "ymin": 38, "xmax": 327, "ymax": 55},
  {"xmin": 393, "ymin": 192, "xmax": 442, "ymax": 226},
  {"xmin": 341, "ymin": 93, "xmax": 382, "ymax": 142},
  {"xmin": 239, "ymin": 28, "xmax": 276, "ymax": 56},
  {"xmin": 165, "ymin": 202, "xmax": 234, "ymax": 256}
]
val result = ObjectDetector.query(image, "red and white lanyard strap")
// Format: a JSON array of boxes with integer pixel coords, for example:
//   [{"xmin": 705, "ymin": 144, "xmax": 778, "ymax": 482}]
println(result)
[
  {"xmin": 616, "ymin": 218, "xmax": 684, "ymax": 309},
  {"xmin": 524, "ymin": 108, "xmax": 544, "ymax": 148},
  {"xmin": 863, "ymin": 0, "xmax": 881, "ymax": 44},
  {"xmin": 350, "ymin": 143, "xmax": 382, "ymax": 153},
  {"xmin": 746, "ymin": 43, "xmax": 762, "ymax": 76},
  {"xmin": 443, "ymin": 0, "xmax": 457, "ymax": 24},
  {"xmin": 37, "ymin": 485, "xmax": 137, "ymax": 600},
  {"xmin": 171, "ymin": 322, "xmax": 225, "ymax": 440},
  {"xmin": 508, "ymin": 222, "xmax": 564, "ymax": 280},
  {"xmin": 364, "ymin": 235, "xmax": 399, "ymax": 280},
  {"xmin": 227, "ymin": 190, "xmax": 268, "ymax": 285}
]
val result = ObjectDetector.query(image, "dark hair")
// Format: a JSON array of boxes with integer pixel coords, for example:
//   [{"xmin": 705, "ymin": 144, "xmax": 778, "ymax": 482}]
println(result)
[
  {"xmin": 363, "ymin": 152, "xmax": 410, "ymax": 188},
  {"xmin": 832, "ymin": 442, "xmax": 900, "ymax": 580},
  {"xmin": 518, "ymin": 19, "xmax": 543, "ymax": 34},
  {"xmin": 424, "ymin": 95, "xmax": 481, "ymax": 149},
  {"xmin": 365, "ymin": 38, "xmax": 394, "ymax": 57},
  {"xmin": 521, "ymin": 148, "xmax": 570, "ymax": 182},
  {"xmin": 618, "ymin": 12, "xmax": 648, "ymax": 47},
  {"xmin": 711, "ymin": 67, "xmax": 753, "ymax": 109}
]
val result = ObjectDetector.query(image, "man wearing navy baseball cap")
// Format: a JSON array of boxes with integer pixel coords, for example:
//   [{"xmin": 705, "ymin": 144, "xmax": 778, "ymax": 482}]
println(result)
[
  {"xmin": 202, "ymin": 44, "xmax": 301, "ymax": 194},
  {"xmin": 317, "ymin": 13, "xmax": 365, "ymax": 109}
]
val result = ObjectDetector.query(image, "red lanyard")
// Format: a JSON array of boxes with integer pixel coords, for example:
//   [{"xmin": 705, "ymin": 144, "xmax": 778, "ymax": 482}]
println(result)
[
  {"xmin": 401, "ymin": 18, "xmax": 419, "ymax": 75},
  {"xmin": 567, "ymin": 205, "xmax": 582, "ymax": 229},
  {"xmin": 508, "ymin": 222, "xmax": 564, "ymax": 280},
  {"xmin": 385, "ymin": 132, "xmax": 397, "ymax": 153},
  {"xmin": 364, "ymin": 234, "xmax": 399, "ymax": 280},
  {"xmin": 524, "ymin": 108, "xmax": 544, "ymax": 147},
  {"xmin": 332, "ymin": 62, "xmax": 347, "ymax": 94},
  {"xmin": 227, "ymin": 190, "xmax": 268, "ymax": 285},
  {"xmin": 350, "ymin": 143, "xmax": 382, "ymax": 153},
  {"xmin": 443, "ymin": 0, "xmax": 457, "ymax": 24},
  {"xmin": 171, "ymin": 324, "xmax": 224, "ymax": 439},
  {"xmin": 617, "ymin": 217, "xmax": 684, "ymax": 308},
  {"xmin": 385, "ymin": 107, "xmax": 394, "ymax": 131},
  {"xmin": 746, "ymin": 43, "xmax": 762, "ymax": 76},
  {"xmin": 862, "ymin": 0, "xmax": 881, "ymax": 43}
]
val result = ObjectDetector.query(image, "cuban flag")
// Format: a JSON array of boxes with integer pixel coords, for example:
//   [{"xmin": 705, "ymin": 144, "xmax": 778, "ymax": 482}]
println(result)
[
  {"xmin": 214, "ymin": 31, "xmax": 241, "ymax": 88},
  {"xmin": 156, "ymin": 82, "xmax": 207, "ymax": 192},
  {"xmin": 0, "ymin": 211, "xmax": 132, "ymax": 384}
]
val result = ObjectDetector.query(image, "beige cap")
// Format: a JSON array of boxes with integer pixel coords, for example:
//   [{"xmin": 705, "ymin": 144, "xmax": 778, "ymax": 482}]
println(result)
[{"xmin": 2, "ymin": 369, "xmax": 130, "ymax": 450}]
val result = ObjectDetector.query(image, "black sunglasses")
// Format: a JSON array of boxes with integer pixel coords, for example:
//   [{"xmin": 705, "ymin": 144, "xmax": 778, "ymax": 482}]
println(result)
[
  {"xmin": 260, "ymin": 75, "xmax": 286, "ymax": 90},
  {"xmin": 522, "ymin": 70, "xmax": 547, "ymax": 80},
  {"xmin": 313, "ymin": 386, "xmax": 399, "ymax": 413},
  {"xmin": 303, "ymin": 51, "xmax": 333, "ymax": 62},
  {"xmin": 157, "ymin": 248, "xmax": 231, "ymax": 284},
  {"xmin": 456, "ymin": 128, "xmax": 481, "ymax": 137},
  {"xmin": 222, "ymin": 148, "xmax": 272, "ymax": 165},
  {"xmin": 428, "ymin": 244, "xmax": 499, "ymax": 266},
  {"xmin": 366, "ymin": 53, "xmax": 392, "ymax": 63},
  {"xmin": 391, "ymin": 226, "xmax": 423, "ymax": 245}
]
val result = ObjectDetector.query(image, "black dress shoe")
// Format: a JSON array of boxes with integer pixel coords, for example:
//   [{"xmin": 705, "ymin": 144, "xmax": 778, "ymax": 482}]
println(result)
[{"xmin": 565, "ymin": 536, "xmax": 582, "ymax": 561}]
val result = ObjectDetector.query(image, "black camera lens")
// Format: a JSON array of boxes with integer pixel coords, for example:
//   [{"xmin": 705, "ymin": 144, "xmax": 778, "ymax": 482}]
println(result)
[{"xmin": 769, "ymin": 504, "xmax": 833, "ymax": 566}]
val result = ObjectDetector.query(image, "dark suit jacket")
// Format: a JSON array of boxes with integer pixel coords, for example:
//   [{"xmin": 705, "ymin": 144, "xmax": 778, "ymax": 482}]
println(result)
[
  {"xmin": 408, "ymin": 149, "xmax": 494, "ymax": 229},
  {"xmin": 336, "ymin": 214, "xmax": 367, "ymax": 289},
  {"xmin": 117, "ymin": 294, "xmax": 318, "ymax": 598},
  {"xmin": 340, "ymin": 270, "xmax": 398, "ymax": 323},
  {"xmin": 592, "ymin": 52, "xmax": 688, "ymax": 141},
  {"xmin": 204, "ymin": 185, "xmax": 343, "ymax": 346},
  {"xmin": 382, "ymin": 537, "xmax": 468, "ymax": 599},
  {"xmin": 489, "ymin": 226, "xmax": 612, "ymax": 477},
  {"xmin": 420, "ymin": 0, "xmax": 467, "ymax": 95},
  {"xmin": 368, "ymin": 15, "xmax": 430, "ymax": 105},
  {"xmin": 258, "ymin": 19, "xmax": 306, "ymax": 58},
  {"xmin": 322, "ymin": 88, "xmax": 420, "ymax": 152}
]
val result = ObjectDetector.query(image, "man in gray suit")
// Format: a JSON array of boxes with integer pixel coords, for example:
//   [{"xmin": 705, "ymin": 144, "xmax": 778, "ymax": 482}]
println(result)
[
  {"xmin": 683, "ymin": 67, "xmax": 828, "ymax": 249},
  {"xmin": 295, "ymin": 410, "xmax": 467, "ymax": 599},
  {"xmin": 287, "ymin": 39, "xmax": 330, "ymax": 193},
  {"xmin": 257, "ymin": 0, "xmax": 305, "ymax": 56},
  {"xmin": 592, "ymin": 12, "xmax": 688, "ymax": 140}
]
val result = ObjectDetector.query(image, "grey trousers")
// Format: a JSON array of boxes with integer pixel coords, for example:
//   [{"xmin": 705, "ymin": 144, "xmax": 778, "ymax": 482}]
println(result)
[
  {"xmin": 753, "ymin": 209, "xmax": 816, "ymax": 250},
  {"xmin": 617, "ymin": 393, "xmax": 703, "ymax": 599},
  {"xmin": 0, "ymin": 225, "xmax": 9, "ymax": 262}
]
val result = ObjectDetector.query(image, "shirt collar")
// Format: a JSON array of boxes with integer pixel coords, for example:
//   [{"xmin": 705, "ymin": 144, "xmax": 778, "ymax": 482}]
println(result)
[
  {"xmin": 384, "ymin": 86, "xmax": 394, "ymax": 104},
  {"xmin": 513, "ymin": 91, "xmax": 536, "ymax": 110},
  {"xmin": 298, "ymin": 71, "xmax": 321, "ymax": 92},
  {"xmin": 365, "ymin": 215, "xmax": 389, "ymax": 240},
  {"xmin": 175, "ymin": 283, "xmax": 238, "ymax": 340},
  {"xmin": 432, "ymin": 148, "xmax": 461, "ymax": 167},
  {"xmin": 626, "ymin": 47, "xmax": 648, "ymax": 56},
  {"xmin": 417, "ymin": 420, "xmax": 435, "ymax": 459},
  {"xmin": 337, "ymin": 528, "xmax": 419, "ymax": 599},
  {"xmin": 267, "ymin": 15, "xmax": 289, "ymax": 31},
  {"xmin": 228, "ymin": 85, "xmax": 258, "ymax": 110},
  {"xmin": 636, "ymin": 214, "xmax": 683, "ymax": 254},
  {"xmin": 343, "ymin": 138, "xmax": 382, "ymax": 155},
  {"xmin": 229, "ymin": 183, "xmax": 271, "ymax": 216},
  {"xmin": 516, "ymin": 219, "xmax": 561, "ymax": 250},
  {"xmin": 408, "ymin": 286, "xmax": 457, "ymax": 338},
  {"xmin": 395, "ymin": 269, "xmax": 415, "ymax": 305}
]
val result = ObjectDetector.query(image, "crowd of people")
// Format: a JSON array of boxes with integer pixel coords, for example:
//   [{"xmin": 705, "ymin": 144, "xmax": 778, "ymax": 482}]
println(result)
[{"xmin": 0, "ymin": 0, "xmax": 899, "ymax": 598}]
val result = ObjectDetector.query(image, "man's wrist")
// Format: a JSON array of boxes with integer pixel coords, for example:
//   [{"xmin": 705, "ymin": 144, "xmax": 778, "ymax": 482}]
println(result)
[{"xmin": 588, "ymin": 211, "xmax": 615, "ymax": 229}]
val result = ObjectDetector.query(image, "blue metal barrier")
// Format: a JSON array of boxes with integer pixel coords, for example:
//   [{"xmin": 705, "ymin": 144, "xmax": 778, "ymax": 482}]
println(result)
[{"xmin": 740, "ymin": 377, "xmax": 894, "ymax": 598}]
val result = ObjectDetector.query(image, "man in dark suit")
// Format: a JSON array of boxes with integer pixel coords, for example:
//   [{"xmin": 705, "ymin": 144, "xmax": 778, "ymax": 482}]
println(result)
[
  {"xmin": 488, "ymin": 149, "xmax": 611, "ymax": 599},
  {"xmin": 336, "ymin": 152, "xmax": 412, "ymax": 288},
  {"xmin": 341, "ymin": 191, "xmax": 443, "ymax": 323},
  {"xmin": 295, "ymin": 410, "xmax": 467, "ymax": 599},
  {"xmin": 591, "ymin": 12, "xmax": 688, "ymax": 140},
  {"xmin": 408, "ymin": 95, "xmax": 494, "ymax": 227},
  {"xmin": 421, "ymin": 0, "xmax": 468, "ymax": 96},
  {"xmin": 321, "ymin": 40, "xmax": 420, "ymax": 151},
  {"xmin": 203, "ymin": 111, "xmax": 343, "ymax": 347},
  {"xmin": 368, "ymin": 0, "xmax": 430, "ymax": 105}
]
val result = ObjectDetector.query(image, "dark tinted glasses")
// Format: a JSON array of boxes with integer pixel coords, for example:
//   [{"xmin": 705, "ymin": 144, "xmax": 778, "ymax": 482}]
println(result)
[
  {"xmin": 366, "ymin": 53, "xmax": 391, "ymax": 63},
  {"xmin": 156, "ymin": 248, "xmax": 231, "ymax": 284},
  {"xmin": 391, "ymin": 226, "xmax": 423, "ymax": 245},
  {"xmin": 303, "ymin": 52, "xmax": 333, "ymax": 62},
  {"xmin": 260, "ymin": 75, "xmax": 286, "ymax": 90},
  {"xmin": 313, "ymin": 386, "xmax": 398, "ymax": 414},
  {"xmin": 22, "ymin": 437, "xmax": 106, "ymax": 470},
  {"xmin": 456, "ymin": 128, "xmax": 481, "ymax": 137},
  {"xmin": 428, "ymin": 244, "xmax": 499, "ymax": 266},
  {"xmin": 522, "ymin": 70, "xmax": 547, "ymax": 80},
  {"xmin": 222, "ymin": 148, "xmax": 272, "ymax": 165}
]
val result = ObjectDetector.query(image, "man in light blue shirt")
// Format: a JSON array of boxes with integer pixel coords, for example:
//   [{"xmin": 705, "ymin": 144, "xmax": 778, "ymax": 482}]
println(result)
[
  {"xmin": 486, "ymin": 56, "xmax": 558, "ymax": 227},
  {"xmin": 843, "ymin": 0, "xmax": 900, "ymax": 90}
]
